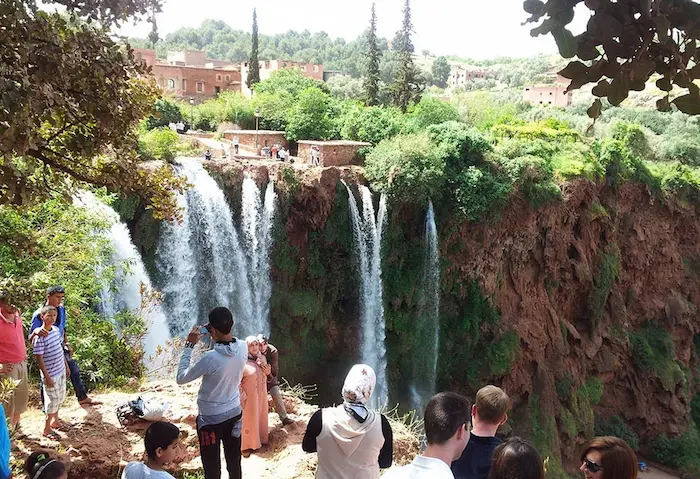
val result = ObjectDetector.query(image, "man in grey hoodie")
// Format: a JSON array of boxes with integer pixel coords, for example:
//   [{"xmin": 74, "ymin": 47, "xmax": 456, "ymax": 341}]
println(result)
[{"xmin": 176, "ymin": 307, "xmax": 247, "ymax": 479}]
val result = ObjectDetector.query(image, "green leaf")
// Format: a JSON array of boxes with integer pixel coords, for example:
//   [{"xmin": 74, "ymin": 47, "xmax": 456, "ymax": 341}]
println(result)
[
  {"xmin": 591, "ymin": 80, "xmax": 610, "ymax": 97},
  {"xmin": 608, "ymin": 76, "xmax": 629, "ymax": 106},
  {"xmin": 656, "ymin": 77, "xmax": 673, "ymax": 92},
  {"xmin": 587, "ymin": 98, "xmax": 602, "ymax": 119},
  {"xmin": 558, "ymin": 61, "xmax": 588, "ymax": 79},
  {"xmin": 673, "ymin": 93, "xmax": 700, "ymax": 114},
  {"xmin": 523, "ymin": 0, "xmax": 545, "ymax": 15},
  {"xmin": 552, "ymin": 26, "xmax": 577, "ymax": 59}
]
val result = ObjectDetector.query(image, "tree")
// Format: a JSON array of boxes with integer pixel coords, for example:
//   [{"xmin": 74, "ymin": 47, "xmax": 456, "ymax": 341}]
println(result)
[
  {"xmin": 432, "ymin": 56, "xmax": 451, "ymax": 88},
  {"xmin": 1, "ymin": 0, "xmax": 186, "ymax": 220},
  {"xmin": 524, "ymin": 0, "xmax": 700, "ymax": 116},
  {"xmin": 246, "ymin": 8, "xmax": 261, "ymax": 89},
  {"xmin": 285, "ymin": 88, "xmax": 338, "ymax": 141},
  {"xmin": 390, "ymin": 0, "xmax": 423, "ymax": 112},
  {"xmin": 363, "ymin": 3, "xmax": 381, "ymax": 106},
  {"xmin": 327, "ymin": 75, "xmax": 365, "ymax": 100}
]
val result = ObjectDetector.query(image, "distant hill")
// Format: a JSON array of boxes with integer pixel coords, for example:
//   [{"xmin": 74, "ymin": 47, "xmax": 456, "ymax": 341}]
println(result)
[{"xmin": 129, "ymin": 19, "xmax": 563, "ymax": 87}]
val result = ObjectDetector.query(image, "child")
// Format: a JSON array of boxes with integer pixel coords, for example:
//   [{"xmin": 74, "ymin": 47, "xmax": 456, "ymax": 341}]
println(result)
[
  {"xmin": 122, "ymin": 421, "xmax": 181, "ymax": 479},
  {"xmin": 32, "ymin": 305, "xmax": 69, "ymax": 439},
  {"xmin": 24, "ymin": 450, "xmax": 67, "ymax": 479}
]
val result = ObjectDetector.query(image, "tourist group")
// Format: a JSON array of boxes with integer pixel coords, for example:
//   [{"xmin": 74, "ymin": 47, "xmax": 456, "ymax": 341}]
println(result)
[{"xmin": 0, "ymin": 293, "xmax": 641, "ymax": 479}]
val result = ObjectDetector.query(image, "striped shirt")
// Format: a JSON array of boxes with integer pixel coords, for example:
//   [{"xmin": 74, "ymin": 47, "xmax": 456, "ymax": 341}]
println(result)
[{"xmin": 32, "ymin": 326, "xmax": 65, "ymax": 378}]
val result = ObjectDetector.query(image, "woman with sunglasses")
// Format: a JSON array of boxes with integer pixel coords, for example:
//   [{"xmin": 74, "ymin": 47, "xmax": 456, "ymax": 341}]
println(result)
[{"xmin": 580, "ymin": 436, "xmax": 638, "ymax": 479}]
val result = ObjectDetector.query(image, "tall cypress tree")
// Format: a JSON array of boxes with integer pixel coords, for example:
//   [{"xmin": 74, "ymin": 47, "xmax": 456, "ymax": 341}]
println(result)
[
  {"xmin": 391, "ymin": 0, "xmax": 422, "ymax": 112},
  {"xmin": 363, "ymin": 3, "xmax": 381, "ymax": 106},
  {"xmin": 246, "ymin": 8, "xmax": 261, "ymax": 90}
]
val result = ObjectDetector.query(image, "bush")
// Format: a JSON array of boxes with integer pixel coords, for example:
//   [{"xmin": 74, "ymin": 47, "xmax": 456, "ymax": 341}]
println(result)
[
  {"xmin": 453, "ymin": 166, "xmax": 512, "ymax": 222},
  {"xmin": 586, "ymin": 246, "xmax": 620, "ymax": 329},
  {"xmin": 340, "ymin": 104, "xmax": 405, "ymax": 145},
  {"xmin": 138, "ymin": 128, "xmax": 180, "ymax": 161},
  {"xmin": 630, "ymin": 323, "xmax": 685, "ymax": 391},
  {"xmin": 492, "ymin": 121, "xmax": 582, "ymax": 143},
  {"xmin": 578, "ymin": 376, "xmax": 604, "ymax": 405},
  {"xmin": 651, "ymin": 423, "xmax": 700, "ymax": 475},
  {"xmin": 144, "ymin": 98, "xmax": 183, "ymax": 130},
  {"xmin": 285, "ymin": 87, "xmax": 339, "ymax": 141},
  {"xmin": 594, "ymin": 415, "xmax": 639, "ymax": 450},
  {"xmin": 365, "ymin": 133, "xmax": 446, "ymax": 204},
  {"xmin": 486, "ymin": 331, "xmax": 519, "ymax": 376},
  {"xmin": 499, "ymin": 155, "xmax": 561, "ymax": 208},
  {"xmin": 608, "ymin": 120, "xmax": 655, "ymax": 162},
  {"xmin": 404, "ymin": 96, "xmax": 460, "ymax": 133},
  {"xmin": 659, "ymin": 134, "xmax": 700, "ymax": 166},
  {"xmin": 428, "ymin": 121, "xmax": 491, "ymax": 172}
]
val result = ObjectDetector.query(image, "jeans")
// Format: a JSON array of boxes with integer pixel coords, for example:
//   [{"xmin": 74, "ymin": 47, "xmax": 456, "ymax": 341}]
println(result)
[
  {"xmin": 269, "ymin": 385, "xmax": 287, "ymax": 420},
  {"xmin": 197, "ymin": 414, "xmax": 242, "ymax": 479},
  {"xmin": 40, "ymin": 350, "xmax": 88, "ymax": 410}
]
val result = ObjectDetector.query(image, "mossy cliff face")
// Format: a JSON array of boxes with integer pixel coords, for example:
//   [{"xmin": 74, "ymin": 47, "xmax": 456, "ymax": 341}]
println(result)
[{"xmin": 133, "ymin": 161, "xmax": 700, "ymax": 475}]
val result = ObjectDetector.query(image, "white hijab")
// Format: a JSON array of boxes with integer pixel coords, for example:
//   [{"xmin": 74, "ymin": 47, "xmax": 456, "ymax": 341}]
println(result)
[{"xmin": 341, "ymin": 364, "xmax": 376, "ymax": 423}]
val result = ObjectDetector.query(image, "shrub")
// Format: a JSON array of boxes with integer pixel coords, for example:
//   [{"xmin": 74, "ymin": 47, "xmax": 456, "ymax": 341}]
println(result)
[
  {"xmin": 486, "ymin": 331, "xmax": 519, "ymax": 376},
  {"xmin": 285, "ymin": 87, "xmax": 339, "ymax": 141},
  {"xmin": 659, "ymin": 134, "xmax": 700, "ymax": 166},
  {"xmin": 651, "ymin": 423, "xmax": 700, "ymax": 475},
  {"xmin": 556, "ymin": 373, "xmax": 575, "ymax": 401},
  {"xmin": 594, "ymin": 415, "xmax": 639, "ymax": 450},
  {"xmin": 428, "ymin": 121, "xmax": 491, "ymax": 172},
  {"xmin": 630, "ymin": 323, "xmax": 685, "ymax": 391},
  {"xmin": 138, "ymin": 128, "xmax": 180, "ymax": 161},
  {"xmin": 586, "ymin": 246, "xmax": 620, "ymax": 329},
  {"xmin": 499, "ymin": 155, "xmax": 561, "ymax": 208},
  {"xmin": 491, "ymin": 121, "xmax": 582, "ymax": 143},
  {"xmin": 578, "ymin": 376, "xmax": 604, "ymax": 405},
  {"xmin": 453, "ymin": 166, "xmax": 512, "ymax": 222},
  {"xmin": 404, "ymin": 96, "xmax": 460, "ymax": 133},
  {"xmin": 608, "ymin": 120, "xmax": 655, "ymax": 162},
  {"xmin": 340, "ymin": 104, "xmax": 405, "ymax": 145},
  {"xmin": 657, "ymin": 162, "xmax": 700, "ymax": 205},
  {"xmin": 144, "ymin": 98, "xmax": 183, "ymax": 130},
  {"xmin": 365, "ymin": 133, "xmax": 445, "ymax": 204}
]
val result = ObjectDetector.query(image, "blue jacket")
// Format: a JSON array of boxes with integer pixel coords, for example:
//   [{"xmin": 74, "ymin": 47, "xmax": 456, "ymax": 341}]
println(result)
[
  {"xmin": 0, "ymin": 407, "xmax": 10, "ymax": 479},
  {"xmin": 30, "ymin": 304, "xmax": 66, "ymax": 340}
]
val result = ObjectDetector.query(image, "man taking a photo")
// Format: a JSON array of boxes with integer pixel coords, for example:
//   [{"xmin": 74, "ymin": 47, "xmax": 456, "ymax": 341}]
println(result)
[{"xmin": 176, "ymin": 307, "xmax": 247, "ymax": 479}]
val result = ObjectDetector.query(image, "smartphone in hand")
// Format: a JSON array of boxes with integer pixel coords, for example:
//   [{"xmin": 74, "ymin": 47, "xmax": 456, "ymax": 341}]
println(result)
[{"xmin": 199, "ymin": 325, "xmax": 209, "ymax": 336}]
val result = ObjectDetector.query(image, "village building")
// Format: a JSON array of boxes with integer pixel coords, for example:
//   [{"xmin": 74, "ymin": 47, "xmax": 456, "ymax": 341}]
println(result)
[
  {"xmin": 133, "ymin": 49, "xmax": 324, "ymax": 100},
  {"xmin": 522, "ymin": 74, "xmax": 573, "ymax": 107},
  {"xmin": 448, "ymin": 65, "xmax": 491, "ymax": 89}
]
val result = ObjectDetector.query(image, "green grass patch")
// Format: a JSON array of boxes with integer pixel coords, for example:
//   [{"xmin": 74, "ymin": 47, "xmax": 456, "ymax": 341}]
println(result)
[{"xmin": 586, "ymin": 246, "xmax": 620, "ymax": 330}]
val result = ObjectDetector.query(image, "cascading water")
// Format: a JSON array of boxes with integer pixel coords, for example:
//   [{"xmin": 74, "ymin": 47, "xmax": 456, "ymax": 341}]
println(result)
[
  {"xmin": 411, "ymin": 200, "xmax": 441, "ymax": 412},
  {"xmin": 74, "ymin": 193, "xmax": 169, "ymax": 359},
  {"xmin": 344, "ymin": 182, "xmax": 388, "ymax": 406},
  {"xmin": 155, "ymin": 160, "xmax": 275, "ymax": 338},
  {"xmin": 241, "ymin": 174, "xmax": 277, "ymax": 336}
]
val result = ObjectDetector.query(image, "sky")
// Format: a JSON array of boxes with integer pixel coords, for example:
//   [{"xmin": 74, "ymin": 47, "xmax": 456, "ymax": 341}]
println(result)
[{"xmin": 117, "ymin": 0, "xmax": 591, "ymax": 60}]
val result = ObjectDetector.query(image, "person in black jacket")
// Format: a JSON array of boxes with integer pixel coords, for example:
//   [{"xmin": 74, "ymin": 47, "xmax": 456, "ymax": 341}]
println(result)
[
  {"xmin": 451, "ymin": 385, "xmax": 510, "ymax": 479},
  {"xmin": 302, "ymin": 364, "xmax": 392, "ymax": 479}
]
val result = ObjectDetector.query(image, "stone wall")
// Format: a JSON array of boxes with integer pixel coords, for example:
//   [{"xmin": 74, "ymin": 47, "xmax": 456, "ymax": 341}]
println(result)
[
  {"xmin": 297, "ymin": 140, "xmax": 371, "ymax": 167},
  {"xmin": 223, "ymin": 130, "xmax": 288, "ymax": 154}
]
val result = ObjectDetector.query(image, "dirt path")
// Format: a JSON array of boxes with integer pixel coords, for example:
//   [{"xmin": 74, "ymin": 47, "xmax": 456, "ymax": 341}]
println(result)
[{"xmin": 642, "ymin": 466, "xmax": 681, "ymax": 479}]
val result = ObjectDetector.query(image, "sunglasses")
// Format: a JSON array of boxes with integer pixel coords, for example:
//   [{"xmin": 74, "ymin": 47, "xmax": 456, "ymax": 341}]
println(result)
[{"xmin": 584, "ymin": 459, "xmax": 603, "ymax": 473}]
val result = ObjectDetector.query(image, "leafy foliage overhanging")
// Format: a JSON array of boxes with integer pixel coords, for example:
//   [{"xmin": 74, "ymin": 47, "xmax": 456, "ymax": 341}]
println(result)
[
  {"xmin": 0, "ymin": 0, "xmax": 186, "ymax": 220},
  {"xmin": 524, "ymin": 0, "xmax": 700, "ymax": 117}
]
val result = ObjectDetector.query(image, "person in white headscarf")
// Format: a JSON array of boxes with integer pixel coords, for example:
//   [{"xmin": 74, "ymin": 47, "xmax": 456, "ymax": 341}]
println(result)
[{"xmin": 302, "ymin": 364, "xmax": 393, "ymax": 479}]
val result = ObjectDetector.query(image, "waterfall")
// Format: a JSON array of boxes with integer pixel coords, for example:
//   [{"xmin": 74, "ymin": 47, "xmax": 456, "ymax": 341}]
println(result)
[
  {"xmin": 155, "ymin": 160, "xmax": 275, "ymax": 338},
  {"xmin": 344, "ymin": 182, "xmax": 388, "ymax": 406},
  {"xmin": 241, "ymin": 174, "xmax": 277, "ymax": 336},
  {"xmin": 74, "ymin": 193, "xmax": 169, "ymax": 359},
  {"xmin": 412, "ymin": 200, "xmax": 441, "ymax": 412}
]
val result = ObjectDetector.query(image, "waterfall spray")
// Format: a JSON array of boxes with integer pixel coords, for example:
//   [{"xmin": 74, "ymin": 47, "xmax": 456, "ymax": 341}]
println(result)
[{"xmin": 344, "ymin": 181, "xmax": 388, "ymax": 406}]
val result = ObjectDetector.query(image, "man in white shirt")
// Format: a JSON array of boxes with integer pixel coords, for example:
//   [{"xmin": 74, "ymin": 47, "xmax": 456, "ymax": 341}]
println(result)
[{"xmin": 383, "ymin": 392, "xmax": 471, "ymax": 479}]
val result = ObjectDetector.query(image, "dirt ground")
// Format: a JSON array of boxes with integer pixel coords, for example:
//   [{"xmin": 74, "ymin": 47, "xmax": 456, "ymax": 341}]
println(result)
[{"xmin": 10, "ymin": 380, "xmax": 418, "ymax": 478}]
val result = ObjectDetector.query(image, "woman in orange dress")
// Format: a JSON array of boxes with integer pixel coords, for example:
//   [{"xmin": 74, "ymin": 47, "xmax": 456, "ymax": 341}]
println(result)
[{"xmin": 240, "ymin": 336, "xmax": 270, "ymax": 456}]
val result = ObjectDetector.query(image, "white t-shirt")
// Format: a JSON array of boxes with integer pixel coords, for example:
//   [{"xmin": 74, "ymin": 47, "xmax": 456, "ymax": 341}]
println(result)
[
  {"xmin": 382, "ymin": 455, "xmax": 455, "ymax": 479},
  {"xmin": 121, "ymin": 462, "xmax": 175, "ymax": 479}
]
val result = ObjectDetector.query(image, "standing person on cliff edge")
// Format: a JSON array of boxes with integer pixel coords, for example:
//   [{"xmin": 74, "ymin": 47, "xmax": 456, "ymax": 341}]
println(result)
[
  {"xmin": 29, "ymin": 286, "xmax": 101, "ymax": 407},
  {"xmin": 176, "ymin": 307, "xmax": 247, "ymax": 479},
  {"xmin": 257, "ymin": 334, "xmax": 293, "ymax": 426},
  {"xmin": 0, "ymin": 292, "xmax": 29, "ymax": 433},
  {"xmin": 451, "ymin": 385, "xmax": 510, "ymax": 479}
]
